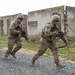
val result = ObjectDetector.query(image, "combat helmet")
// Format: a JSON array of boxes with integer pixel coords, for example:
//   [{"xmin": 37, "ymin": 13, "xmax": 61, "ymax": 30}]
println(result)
[
  {"xmin": 16, "ymin": 13, "xmax": 24, "ymax": 20},
  {"xmin": 51, "ymin": 14, "xmax": 60, "ymax": 23}
]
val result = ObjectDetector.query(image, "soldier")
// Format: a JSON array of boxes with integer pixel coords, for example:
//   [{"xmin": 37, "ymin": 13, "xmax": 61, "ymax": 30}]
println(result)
[
  {"xmin": 4, "ymin": 14, "xmax": 24, "ymax": 58},
  {"xmin": 31, "ymin": 14, "xmax": 65, "ymax": 70}
]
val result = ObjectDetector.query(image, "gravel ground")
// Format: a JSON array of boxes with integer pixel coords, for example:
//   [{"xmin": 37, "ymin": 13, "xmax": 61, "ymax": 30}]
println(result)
[{"xmin": 0, "ymin": 50, "xmax": 75, "ymax": 75}]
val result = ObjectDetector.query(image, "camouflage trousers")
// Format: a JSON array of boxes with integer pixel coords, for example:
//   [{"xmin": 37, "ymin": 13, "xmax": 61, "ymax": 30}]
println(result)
[
  {"xmin": 5, "ymin": 37, "xmax": 22, "ymax": 57},
  {"xmin": 32, "ymin": 38, "xmax": 59, "ymax": 64}
]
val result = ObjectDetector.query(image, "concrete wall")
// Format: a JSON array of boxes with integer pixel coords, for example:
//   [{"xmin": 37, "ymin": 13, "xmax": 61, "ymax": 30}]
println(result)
[
  {"xmin": 66, "ymin": 6, "xmax": 75, "ymax": 37},
  {"xmin": 0, "ymin": 20, "xmax": 2, "ymax": 35},
  {"xmin": 1, "ymin": 6, "xmax": 75, "ymax": 39},
  {"xmin": 28, "ymin": 6, "xmax": 75, "ymax": 40},
  {"xmin": 27, "ymin": 6, "xmax": 64, "ymax": 36},
  {"xmin": 0, "ymin": 13, "xmax": 28, "ymax": 35}
]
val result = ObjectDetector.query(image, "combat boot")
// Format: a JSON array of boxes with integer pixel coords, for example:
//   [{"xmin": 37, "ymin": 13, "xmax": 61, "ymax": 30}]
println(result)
[
  {"xmin": 4, "ymin": 50, "xmax": 11, "ymax": 59},
  {"xmin": 56, "ymin": 64, "xmax": 65, "ymax": 70},
  {"xmin": 11, "ymin": 53, "xmax": 16, "ymax": 58},
  {"xmin": 31, "ymin": 58, "xmax": 36, "ymax": 66},
  {"xmin": 4, "ymin": 55, "xmax": 9, "ymax": 59}
]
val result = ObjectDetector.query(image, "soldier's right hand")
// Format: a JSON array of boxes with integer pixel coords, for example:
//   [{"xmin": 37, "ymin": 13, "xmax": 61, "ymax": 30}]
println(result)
[
  {"xmin": 53, "ymin": 31, "xmax": 59, "ymax": 35},
  {"xmin": 17, "ymin": 31, "xmax": 21, "ymax": 34}
]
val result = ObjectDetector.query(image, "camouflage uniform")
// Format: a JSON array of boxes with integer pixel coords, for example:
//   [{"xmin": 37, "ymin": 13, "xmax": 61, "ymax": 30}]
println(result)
[
  {"xmin": 31, "ymin": 15, "xmax": 65, "ymax": 70},
  {"xmin": 5, "ymin": 14, "xmax": 24, "ymax": 58}
]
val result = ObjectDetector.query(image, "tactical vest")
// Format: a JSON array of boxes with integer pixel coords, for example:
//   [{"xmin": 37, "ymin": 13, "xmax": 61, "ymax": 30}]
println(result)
[{"xmin": 41, "ymin": 23, "xmax": 56, "ymax": 41}]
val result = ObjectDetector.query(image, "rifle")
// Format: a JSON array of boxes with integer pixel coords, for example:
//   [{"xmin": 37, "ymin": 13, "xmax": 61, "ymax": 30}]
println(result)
[
  {"xmin": 51, "ymin": 25, "xmax": 68, "ymax": 48},
  {"xmin": 15, "ymin": 26, "xmax": 29, "ymax": 42}
]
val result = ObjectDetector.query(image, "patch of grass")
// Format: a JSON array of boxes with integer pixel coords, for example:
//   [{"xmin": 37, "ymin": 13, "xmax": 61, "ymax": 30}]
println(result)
[
  {"xmin": 0, "ymin": 36, "xmax": 75, "ymax": 61},
  {"xmin": 22, "ymin": 38, "xmax": 39, "ymax": 51},
  {"xmin": 0, "ymin": 36, "xmax": 8, "ymax": 49}
]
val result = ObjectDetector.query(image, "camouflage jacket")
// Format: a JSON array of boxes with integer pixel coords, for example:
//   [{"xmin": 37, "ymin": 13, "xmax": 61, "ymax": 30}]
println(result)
[
  {"xmin": 42, "ymin": 22, "xmax": 56, "ymax": 41},
  {"xmin": 8, "ymin": 20, "xmax": 22, "ymax": 38}
]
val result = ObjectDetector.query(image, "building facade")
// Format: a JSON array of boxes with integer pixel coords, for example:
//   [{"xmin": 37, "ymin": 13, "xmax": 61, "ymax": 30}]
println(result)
[
  {"xmin": 0, "ymin": 13, "xmax": 28, "ymax": 35},
  {"xmin": 0, "ymin": 6, "xmax": 75, "ymax": 40},
  {"xmin": 27, "ymin": 6, "xmax": 75, "ymax": 39}
]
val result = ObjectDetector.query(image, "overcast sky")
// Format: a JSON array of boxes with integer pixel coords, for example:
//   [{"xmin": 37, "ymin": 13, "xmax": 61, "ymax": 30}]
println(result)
[{"xmin": 0, "ymin": 0, "xmax": 75, "ymax": 16}]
